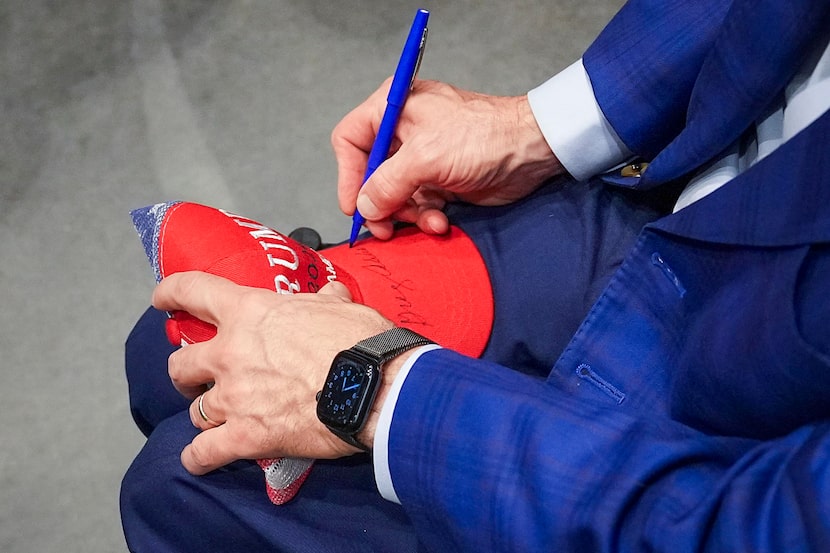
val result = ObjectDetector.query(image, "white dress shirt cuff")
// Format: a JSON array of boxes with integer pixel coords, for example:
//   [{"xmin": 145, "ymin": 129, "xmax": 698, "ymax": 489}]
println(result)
[
  {"xmin": 373, "ymin": 343, "xmax": 442, "ymax": 504},
  {"xmin": 527, "ymin": 59, "xmax": 632, "ymax": 181}
]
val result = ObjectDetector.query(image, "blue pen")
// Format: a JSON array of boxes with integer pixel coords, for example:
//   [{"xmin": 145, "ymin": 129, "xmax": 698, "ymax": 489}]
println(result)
[{"xmin": 349, "ymin": 8, "xmax": 429, "ymax": 247}]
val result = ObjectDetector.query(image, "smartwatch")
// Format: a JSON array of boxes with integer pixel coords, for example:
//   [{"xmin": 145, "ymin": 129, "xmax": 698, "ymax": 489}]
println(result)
[{"xmin": 316, "ymin": 327, "xmax": 433, "ymax": 451}]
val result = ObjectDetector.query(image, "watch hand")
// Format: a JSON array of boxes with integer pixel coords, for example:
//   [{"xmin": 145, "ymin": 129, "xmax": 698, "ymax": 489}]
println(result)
[{"xmin": 342, "ymin": 381, "xmax": 360, "ymax": 392}]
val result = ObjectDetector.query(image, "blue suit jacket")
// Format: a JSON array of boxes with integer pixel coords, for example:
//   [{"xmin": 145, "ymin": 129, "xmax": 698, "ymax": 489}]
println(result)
[{"xmin": 388, "ymin": 2, "xmax": 830, "ymax": 551}]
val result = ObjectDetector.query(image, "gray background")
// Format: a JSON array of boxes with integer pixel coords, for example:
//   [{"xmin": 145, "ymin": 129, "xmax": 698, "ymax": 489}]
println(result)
[{"xmin": 0, "ymin": 1, "xmax": 621, "ymax": 550}]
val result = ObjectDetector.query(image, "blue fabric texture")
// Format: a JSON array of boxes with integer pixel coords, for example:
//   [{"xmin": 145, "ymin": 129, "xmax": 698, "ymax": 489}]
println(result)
[
  {"xmin": 445, "ymin": 177, "xmax": 672, "ymax": 377},
  {"xmin": 641, "ymin": 0, "xmax": 830, "ymax": 185},
  {"xmin": 583, "ymin": 0, "xmax": 733, "ymax": 161},
  {"xmin": 389, "ymin": 109, "xmax": 830, "ymax": 552},
  {"xmin": 584, "ymin": 0, "xmax": 830, "ymax": 186},
  {"xmin": 130, "ymin": 201, "xmax": 179, "ymax": 283}
]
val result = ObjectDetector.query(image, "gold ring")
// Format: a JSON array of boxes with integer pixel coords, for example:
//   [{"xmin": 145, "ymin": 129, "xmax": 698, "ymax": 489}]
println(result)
[{"xmin": 198, "ymin": 393, "xmax": 220, "ymax": 427}]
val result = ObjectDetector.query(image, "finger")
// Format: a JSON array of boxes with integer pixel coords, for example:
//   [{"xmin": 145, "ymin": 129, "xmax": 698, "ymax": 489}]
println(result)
[
  {"xmin": 356, "ymin": 144, "xmax": 430, "ymax": 221},
  {"xmin": 412, "ymin": 189, "xmax": 450, "ymax": 235},
  {"xmin": 152, "ymin": 271, "xmax": 241, "ymax": 327},
  {"xmin": 415, "ymin": 209, "xmax": 450, "ymax": 235},
  {"xmin": 333, "ymin": 140, "xmax": 368, "ymax": 216},
  {"xmin": 332, "ymin": 79, "xmax": 391, "ymax": 154},
  {"xmin": 172, "ymin": 382, "xmax": 208, "ymax": 401},
  {"xmin": 364, "ymin": 220, "xmax": 395, "ymax": 241},
  {"xmin": 317, "ymin": 280, "xmax": 353, "ymax": 300},
  {"xmin": 167, "ymin": 342, "xmax": 217, "ymax": 396},
  {"xmin": 189, "ymin": 392, "xmax": 223, "ymax": 430},
  {"xmin": 378, "ymin": 195, "xmax": 449, "ymax": 236},
  {"xmin": 181, "ymin": 424, "xmax": 240, "ymax": 475},
  {"xmin": 332, "ymin": 83, "xmax": 391, "ymax": 215}
]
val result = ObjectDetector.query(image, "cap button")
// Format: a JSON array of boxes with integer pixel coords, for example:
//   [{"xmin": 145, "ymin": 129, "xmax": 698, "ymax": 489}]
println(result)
[{"xmin": 288, "ymin": 227, "xmax": 323, "ymax": 250}]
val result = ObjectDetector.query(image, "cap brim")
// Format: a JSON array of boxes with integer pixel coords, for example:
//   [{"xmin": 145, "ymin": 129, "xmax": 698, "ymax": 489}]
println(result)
[{"xmin": 323, "ymin": 227, "xmax": 493, "ymax": 358}]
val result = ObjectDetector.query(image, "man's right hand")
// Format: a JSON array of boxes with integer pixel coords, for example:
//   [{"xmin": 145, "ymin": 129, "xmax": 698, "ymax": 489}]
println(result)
[{"xmin": 331, "ymin": 79, "xmax": 564, "ymax": 240}]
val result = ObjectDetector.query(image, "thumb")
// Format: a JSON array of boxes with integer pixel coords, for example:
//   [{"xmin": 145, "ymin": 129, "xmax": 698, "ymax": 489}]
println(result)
[{"xmin": 356, "ymin": 145, "xmax": 428, "ymax": 221}]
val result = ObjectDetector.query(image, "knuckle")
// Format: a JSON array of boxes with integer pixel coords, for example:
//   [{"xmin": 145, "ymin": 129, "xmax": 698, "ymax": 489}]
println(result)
[
  {"xmin": 407, "ymin": 138, "xmax": 432, "ymax": 161},
  {"xmin": 405, "ymin": 140, "xmax": 441, "ymax": 177},
  {"xmin": 166, "ymin": 351, "xmax": 183, "ymax": 381},
  {"xmin": 188, "ymin": 440, "xmax": 214, "ymax": 470},
  {"xmin": 172, "ymin": 270, "xmax": 198, "ymax": 294},
  {"xmin": 236, "ymin": 288, "xmax": 266, "ymax": 313},
  {"xmin": 164, "ymin": 271, "xmax": 202, "ymax": 306},
  {"xmin": 379, "ymin": 76, "xmax": 394, "ymax": 94},
  {"xmin": 369, "ymin": 174, "xmax": 399, "ymax": 207},
  {"xmin": 211, "ymin": 342, "xmax": 238, "ymax": 372},
  {"xmin": 330, "ymin": 120, "xmax": 347, "ymax": 148}
]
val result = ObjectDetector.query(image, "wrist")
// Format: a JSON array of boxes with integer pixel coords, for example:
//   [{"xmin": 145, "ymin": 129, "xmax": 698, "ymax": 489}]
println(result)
[
  {"xmin": 317, "ymin": 328, "xmax": 433, "ymax": 452},
  {"xmin": 356, "ymin": 350, "xmax": 413, "ymax": 449},
  {"xmin": 513, "ymin": 95, "xmax": 564, "ymax": 179}
]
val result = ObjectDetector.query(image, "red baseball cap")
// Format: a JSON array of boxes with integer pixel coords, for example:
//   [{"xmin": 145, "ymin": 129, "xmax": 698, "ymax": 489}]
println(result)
[{"xmin": 131, "ymin": 201, "xmax": 493, "ymax": 358}]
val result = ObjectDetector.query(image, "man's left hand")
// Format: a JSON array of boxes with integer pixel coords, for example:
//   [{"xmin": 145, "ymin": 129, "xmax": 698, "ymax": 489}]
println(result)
[{"xmin": 152, "ymin": 271, "xmax": 395, "ymax": 475}]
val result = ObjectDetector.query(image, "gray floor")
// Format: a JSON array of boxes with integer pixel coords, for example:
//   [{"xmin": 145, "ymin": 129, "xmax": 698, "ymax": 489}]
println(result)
[{"xmin": 0, "ymin": 1, "xmax": 621, "ymax": 550}]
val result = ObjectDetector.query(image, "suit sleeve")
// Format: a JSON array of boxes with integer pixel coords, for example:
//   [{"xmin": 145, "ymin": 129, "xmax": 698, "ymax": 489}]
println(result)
[
  {"xmin": 582, "ymin": 0, "xmax": 733, "ymax": 159},
  {"xmin": 388, "ymin": 348, "xmax": 830, "ymax": 552}
]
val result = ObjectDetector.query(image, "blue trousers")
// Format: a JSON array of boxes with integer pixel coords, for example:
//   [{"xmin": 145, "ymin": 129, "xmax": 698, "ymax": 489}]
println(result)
[{"xmin": 120, "ymin": 176, "xmax": 670, "ymax": 552}]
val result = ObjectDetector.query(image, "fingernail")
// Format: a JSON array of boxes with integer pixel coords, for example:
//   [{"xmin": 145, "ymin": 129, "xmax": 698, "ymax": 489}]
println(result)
[{"xmin": 356, "ymin": 195, "xmax": 378, "ymax": 219}]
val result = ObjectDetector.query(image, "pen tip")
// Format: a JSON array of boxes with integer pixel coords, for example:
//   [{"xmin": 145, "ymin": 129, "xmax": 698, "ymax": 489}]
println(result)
[{"xmin": 348, "ymin": 219, "xmax": 362, "ymax": 247}]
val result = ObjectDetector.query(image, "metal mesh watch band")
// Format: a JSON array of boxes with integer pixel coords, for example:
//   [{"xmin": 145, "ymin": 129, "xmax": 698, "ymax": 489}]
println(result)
[
  {"xmin": 352, "ymin": 327, "xmax": 434, "ymax": 364},
  {"xmin": 321, "ymin": 328, "xmax": 434, "ymax": 452}
]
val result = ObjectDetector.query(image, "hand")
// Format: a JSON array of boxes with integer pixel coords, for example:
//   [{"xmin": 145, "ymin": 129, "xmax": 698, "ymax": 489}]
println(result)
[
  {"xmin": 152, "ymin": 271, "xmax": 397, "ymax": 475},
  {"xmin": 332, "ymin": 79, "xmax": 564, "ymax": 239}
]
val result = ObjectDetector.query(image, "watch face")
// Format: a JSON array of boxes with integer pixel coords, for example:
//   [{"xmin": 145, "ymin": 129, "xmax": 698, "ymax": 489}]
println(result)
[{"xmin": 317, "ymin": 351, "xmax": 379, "ymax": 432}]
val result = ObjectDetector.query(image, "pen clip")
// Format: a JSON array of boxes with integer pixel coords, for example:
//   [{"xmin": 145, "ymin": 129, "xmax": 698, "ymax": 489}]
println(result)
[{"xmin": 409, "ymin": 27, "xmax": 428, "ymax": 90}]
